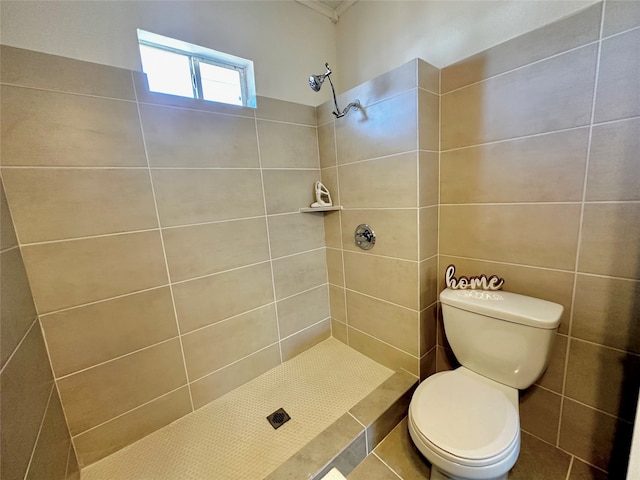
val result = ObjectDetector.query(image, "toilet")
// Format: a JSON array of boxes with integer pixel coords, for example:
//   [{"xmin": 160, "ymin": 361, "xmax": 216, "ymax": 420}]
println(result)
[{"xmin": 408, "ymin": 288, "xmax": 563, "ymax": 480}]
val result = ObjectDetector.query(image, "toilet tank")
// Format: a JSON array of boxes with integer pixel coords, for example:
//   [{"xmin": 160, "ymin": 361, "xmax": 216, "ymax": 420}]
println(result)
[{"xmin": 440, "ymin": 288, "xmax": 563, "ymax": 390}]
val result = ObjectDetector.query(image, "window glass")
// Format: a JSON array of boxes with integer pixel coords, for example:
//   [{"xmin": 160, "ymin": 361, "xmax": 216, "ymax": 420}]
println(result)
[
  {"xmin": 200, "ymin": 62, "xmax": 242, "ymax": 105},
  {"xmin": 139, "ymin": 44, "xmax": 193, "ymax": 98}
]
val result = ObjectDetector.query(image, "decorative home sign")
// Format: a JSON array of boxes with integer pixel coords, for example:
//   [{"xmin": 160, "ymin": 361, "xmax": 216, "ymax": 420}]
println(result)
[{"xmin": 445, "ymin": 264, "xmax": 505, "ymax": 291}]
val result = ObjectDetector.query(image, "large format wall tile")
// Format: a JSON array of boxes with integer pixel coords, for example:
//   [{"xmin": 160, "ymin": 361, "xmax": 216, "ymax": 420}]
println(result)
[
  {"xmin": 318, "ymin": 123, "xmax": 337, "ymax": 168},
  {"xmin": 572, "ymin": 274, "xmax": 640, "ymax": 354},
  {"xmin": 257, "ymin": 120, "xmax": 319, "ymax": 168},
  {"xmin": 57, "ymin": 339, "xmax": 187, "ymax": 435},
  {"xmin": 418, "ymin": 89, "xmax": 439, "ymax": 151},
  {"xmin": 344, "ymin": 252, "xmax": 418, "ymax": 310},
  {"xmin": 441, "ymin": 3, "xmax": 602, "ymax": 93},
  {"xmin": 0, "ymin": 185, "xmax": 17, "ymax": 249},
  {"xmin": 1, "ymin": 247, "xmax": 37, "ymax": 368},
  {"xmin": 0, "ymin": 325, "xmax": 54, "ymax": 480},
  {"xmin": 277, "ymin": 285, "xmax": 330, "ymax": 338},
  {"xmin": 348, "ymin": 328, "xmax": 418, "ymax": 376},
  {"xmin": 565, "ymin": 338, "xmax": 640, "ymax": 422},
  {"xmin": 140, "ymin": 104, "xmax": 259, "ymax": 168},
  {"xmin": 335, "ymin": 90, "xmax": 417, "ymax": 164},
  {"xmin": 152, "ymin": 169, "xmax": 264, "ymax": 226},
  {"xmin": 262, "ymin": 169, "xmax": 320, "ymax": 214},
  {"xmin": 73, "ymin": 387, "xmax": 192, "ymax": 467},
  {"xmin": 173, "ymin": 262, "xmax": 274, "ymax": 333},
  {"xmin": 341, "ymin": 209, "xmax": 418, "ymax": 261},
  {"xmin": 419, "ymin": 151, "xmax": 439, "ymax": 207},
  {"xmin": 163, "ymin": 217, "xmax": 270, "ymax": 282},
  {"xmin": 267, "ymin": 213, "xmax": 325, "ymax": 259},
  {"xmin": 41, "ymin": 287, "xmax": 178, "ymax": 377},
  {"xmin": 440, "ymin": 204, "xmax": 581, "ymax": 270},
  {"xmin": 25, "ymin": 393, "xmax": 72, "ymax": 480},
  {"xmin": 594, "ymin": 28, "xmax": 640, "ymax": 123},
  {"xmin": 0, "ymin": 45, "xmax": 135, "ymax": 99},
  {"xmin": 2, "ymin": 168, "xmax": 158, "ymax": 243},
  {"xmin": 22, "ymin": 231, "xmax": 168, "ymax": 313},
  {"xmin": 346, "ymin": 290, "xmax": 419, "ymax": 356},
  {"xmin": 255, "ymin": 96, "xmax": 316, "ymax": 125},
  {"xmin": 338, "ymin": 152, "xmax": 418, "ymax": 208},
  {"xmin": 1, "ymin": 86, "xmax": 146, "ymax": 167},
  {"xmin": 182, "ymin": 305, "xmax": 278, "ymax": 381},
  {"xmin": 272, "ymin": 249, "xmax": 327, "ymax": 300},
  {"xmin": 281, "ymin": 319, "xmax": 331, "ymax": 361},
  {"xmin": 586, "ymin": 117, "xmax": 640, "ymax": 202},
  {"xmin": 441, "ymin": 45, "xmax": 597, "ymax": 150},
  {"xmin": 440, "ymin": 128, "xmax": 589, "ymax": 204},
  {"xmin": 190, "ymin": 345, "xmax": 281, "ymax": 409},
  {"xmin": 578, "ymin": 203, "xmax": 640, "ymax": 279},
  {"xmin": 519, "ymin": 385, "xmax": 562, "ymax": 444},
  {"xmin": 602, "ymin": 0, "xmax": 640, "ymax": 36},
  {"xmin": 559, "ymin": 399, "xmax": 633, "ymax": 474}
]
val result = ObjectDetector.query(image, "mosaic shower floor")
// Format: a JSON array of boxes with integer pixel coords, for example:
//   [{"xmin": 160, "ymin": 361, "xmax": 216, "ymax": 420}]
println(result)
[{"xmin": 81, "ymin": 338, "xmax": 394, "ymax": 480}]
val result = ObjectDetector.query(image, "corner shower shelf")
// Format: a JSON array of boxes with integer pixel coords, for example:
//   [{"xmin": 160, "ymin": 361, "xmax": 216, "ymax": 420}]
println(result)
[{"xmin": 299, "ymin": 206, "xmax": 343, "ymax": 213}]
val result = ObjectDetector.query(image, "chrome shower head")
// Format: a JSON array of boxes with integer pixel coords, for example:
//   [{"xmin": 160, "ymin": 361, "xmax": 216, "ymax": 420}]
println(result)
[
  {"xmin": 308, "ymin": 62, "xmax": 360, "ymax": 118},
  {"xmin": 308, "ymin": 63, "xmax": 331, "ymax": 92}
]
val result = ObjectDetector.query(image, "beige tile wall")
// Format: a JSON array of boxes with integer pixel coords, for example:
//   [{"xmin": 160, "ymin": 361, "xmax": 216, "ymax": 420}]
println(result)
[
  {"xmin": 319, "ymin": 58, "xmax": 440, "ymax": 381},
  {"xmin": 0, "ymin": 181, "xmax": 79, "ymax": 479},
  {"xmin": 439, "ymin": 1, "xmax": 640, "ymax": 476},
  {"xmin": 1, "ymin": 45, "xmax": 330, "ymax": 467}
]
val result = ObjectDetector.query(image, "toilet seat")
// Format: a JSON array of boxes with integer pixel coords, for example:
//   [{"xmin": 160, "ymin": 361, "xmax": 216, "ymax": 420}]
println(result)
[{"xmin": 409, "ymin": 368, "xmax": 520, "ymax": 472}]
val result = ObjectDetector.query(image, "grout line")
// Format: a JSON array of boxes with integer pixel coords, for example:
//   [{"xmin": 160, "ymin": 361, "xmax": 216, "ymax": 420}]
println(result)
[
  {"xmin": 329, "ymin": 116, "xmax": 350, "ymax": 346},
  {"xmin": 416, "ymin": 67, "xmax": 422, "ymax": 359},
  {"xmin": 0, "ymin": 165, "xmax": 150, "ymax": 170},
  {"xmin": 441, "ymin": 124, "xmax": 590, "ymax": 154},
  {"xmin": 342, "ymin": 248, "xmax": 420, "ymax": 264},
  {"xmin": 442, "ymin": 38, "xmax": 600, "ymax": 97},
  {"xmin": 188, "ymin": 341, "xmax": 280, "ymax": 384},
  {"xmin": 348, "ymin": 325, "xmax": 420, "ymax": 360},
  {"xmin": 557, "ymin": 4, "xmax": 606, "ymax": 447},
  {"xmin": 0, "ymin": 244, "xmax": 19, "ymax": 254},
  {"xmin": 600, "ymin": 23, "xmax": 640, "ymax": 41},
  {"xmin": 136, "ymin": 99, "xmax": 256, "ymax": 120},
  {"xmin": 346, "ymin": 411, "xmax": 369, "ymax": 454},
  {"xmin": 131, "ymin": 71, "xmax": 195, "ymax": 412},
  {"xmin": 335, "ymin": 148, "xmax": 431, "ymax": 168},
  {"xmin": 0, "ymin": 316, "xmax": 38, "ymax": 376},
  {"xmin": 63, "ymin": 439, "xmax": 73, "ymax": 480},
  {"xmin": 254, "ymin": 112, "xmax": 284, "ymax": 364},
  {"xmin": 18, "ymin": 227, "xmax": 161, "ymax": 248},
  {"xmin": 372, "ymin": 452, "xmax": 404, "ymax": 479},
  {"xmin": 565, "ymin": 456, "xmax": 575, "ymax": 480},
  {"xmin": 279, "ymin": 316, "xmax": 331, "ymax": 342},
  {"xmin": 38, "ymin": 284, "xmax": 170, "ymax": 318},
  {"xmin": 54, "ymin": 336, "xmax": 178, "ymax": 381},
  {"xmin": 344, "ymin": 287, "xmax": 421, "ymax": 313},
  {"xmin": 71, "ymin": 385, "xmax": 188, "ymax": 439},
  {"xmin": 0, "ymin": 82, "xmax": 138, "ymax": 103},
  {"xmin": 439, "ymin": 253, "xmax": 576, "ymax": 275},
  {"xmin": 439, "ymin": 201, "xmax": 583, "ymax": 207},
  {"xmin": 23, "ymin": 384, "xmax": 55, "ymax": 480}
]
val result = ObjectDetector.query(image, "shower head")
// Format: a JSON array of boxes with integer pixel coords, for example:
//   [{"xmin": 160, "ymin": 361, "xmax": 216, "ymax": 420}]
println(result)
[
  {"xmin": 308, "ymin": 63, "xmax": 331, "ymax": 92},
  {"xmin": 308, "ymin": 62, "xmax": 360, "ymax": 118}
]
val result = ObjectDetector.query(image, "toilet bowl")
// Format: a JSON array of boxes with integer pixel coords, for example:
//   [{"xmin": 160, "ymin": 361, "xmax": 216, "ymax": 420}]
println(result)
[
  {"xmin": 408, "ymin": 368, "xmax": 520, "ymax": 480},
  {"xmin": 407, "ymin": 288, "xmax": 563, "ymax": 480}
]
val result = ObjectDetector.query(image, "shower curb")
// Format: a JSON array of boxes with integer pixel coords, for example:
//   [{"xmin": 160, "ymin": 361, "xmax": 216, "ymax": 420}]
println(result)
[{"xmin": 264, "ymin": 370, "xmax": 418, "ymax": 480}]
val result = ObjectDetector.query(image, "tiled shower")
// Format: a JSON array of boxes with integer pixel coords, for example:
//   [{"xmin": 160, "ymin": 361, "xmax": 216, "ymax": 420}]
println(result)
[{"xmin": 2, "ymin": 0, "xmax": 639, "ymax": 478}]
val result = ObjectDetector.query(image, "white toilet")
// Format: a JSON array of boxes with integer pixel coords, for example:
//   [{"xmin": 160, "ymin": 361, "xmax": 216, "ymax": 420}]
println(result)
[{"xmin": 408, "ymin": 288, "xmax": 563, "ymax": 480}]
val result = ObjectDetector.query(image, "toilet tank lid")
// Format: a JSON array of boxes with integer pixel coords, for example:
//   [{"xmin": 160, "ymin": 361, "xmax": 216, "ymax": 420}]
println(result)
[{"xmin": 440, "ymin": 288, "xmax": 563, "ymax": 329}]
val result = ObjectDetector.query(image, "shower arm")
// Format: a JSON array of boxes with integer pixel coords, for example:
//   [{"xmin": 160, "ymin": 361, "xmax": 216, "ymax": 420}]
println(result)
[{"xmin": 326, "ymin": 72, "xmax": 360, "ymax": 118}]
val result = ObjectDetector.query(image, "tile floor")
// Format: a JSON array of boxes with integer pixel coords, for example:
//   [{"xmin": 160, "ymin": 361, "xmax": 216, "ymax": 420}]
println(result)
[
  {"xmin": 348, "ymin": 418, "xmax": 609, "ymax": 480},
  {"xmin": 81, "ymin": 338, "xmax": 393, "ymax": 480}
]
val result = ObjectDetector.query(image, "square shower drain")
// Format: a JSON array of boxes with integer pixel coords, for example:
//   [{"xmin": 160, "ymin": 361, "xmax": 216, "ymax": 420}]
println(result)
[{"xmin": 266, "ymin": 408, "xmax": 291, "ymax": 430}]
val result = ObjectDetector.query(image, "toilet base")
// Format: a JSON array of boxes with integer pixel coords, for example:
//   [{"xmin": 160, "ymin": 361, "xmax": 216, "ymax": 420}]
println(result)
[{"xmin": 430, "ymin": 465, "xmax": 508, "ymax": 480}]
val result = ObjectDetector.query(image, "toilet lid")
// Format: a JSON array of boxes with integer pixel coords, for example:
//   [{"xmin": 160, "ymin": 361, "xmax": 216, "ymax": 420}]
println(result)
[{"xmin": 410, "ymin": 370, "xmax": 519, "ymax": 461}]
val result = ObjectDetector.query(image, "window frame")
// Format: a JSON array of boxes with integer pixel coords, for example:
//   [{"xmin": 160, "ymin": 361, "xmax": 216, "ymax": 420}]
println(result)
[{"xmin": 137, "ymin": 29, "xmax": 256, "ymax": 108}]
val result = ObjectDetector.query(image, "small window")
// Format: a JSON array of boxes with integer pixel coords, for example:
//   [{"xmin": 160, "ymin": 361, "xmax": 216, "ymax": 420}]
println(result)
[{"xmin": 137, "ymin": 29, "xmax": 256, "ymax": 108}]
